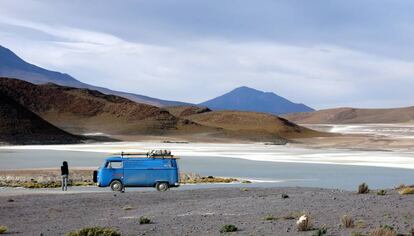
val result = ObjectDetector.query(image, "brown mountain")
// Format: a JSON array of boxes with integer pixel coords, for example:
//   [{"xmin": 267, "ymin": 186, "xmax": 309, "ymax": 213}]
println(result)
[
  {"xmin": 0, "ymin": 78, "xmax": 205, "ymax": 136},
  {"xmin": 0, "ymin": 78, "xmax": 324, "ymax": 143},
  {"xmin": 282, "ymin": 107, "xmax": 414, "ymax": 124},
  {"xmin": 0, "ymin": 92, "xmax": 82, "ymax": 145},
  {"xmin": 167, "ymin": 106, "xmax": 324, "ymax": 140}
]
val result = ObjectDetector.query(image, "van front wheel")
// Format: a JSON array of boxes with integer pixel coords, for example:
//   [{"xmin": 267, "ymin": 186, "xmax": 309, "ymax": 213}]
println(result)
[
  {"xmin": 156, "ymin": 182, "xmax": 169, "ymax": 192},
  {"xmin": 110, "ymin": 180, "xmax": 123, "ymax": 192}
]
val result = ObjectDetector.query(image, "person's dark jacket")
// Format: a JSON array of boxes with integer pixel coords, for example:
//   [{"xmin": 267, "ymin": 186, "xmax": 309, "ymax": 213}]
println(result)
[{"xmin": 61, "ymin": 162, "xmax": 69, "ymax": 176}]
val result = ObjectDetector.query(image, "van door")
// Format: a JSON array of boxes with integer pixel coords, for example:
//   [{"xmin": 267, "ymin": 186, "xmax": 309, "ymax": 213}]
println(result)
[{"xmin": 106, "ymin": 160, "xmax": 124, "ymax": 184}]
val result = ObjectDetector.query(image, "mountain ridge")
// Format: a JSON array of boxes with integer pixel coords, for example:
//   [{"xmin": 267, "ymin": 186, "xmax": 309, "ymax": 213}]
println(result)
[
  {"xmin": 199, "ymin": 86, "xmax": 314, "ymax": 115},
  {"xmin": 0, "ymin": 45, "xmax": 190, "ymax": 107}
]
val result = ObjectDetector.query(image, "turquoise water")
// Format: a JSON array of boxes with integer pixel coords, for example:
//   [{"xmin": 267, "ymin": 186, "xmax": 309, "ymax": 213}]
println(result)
[{"xmin": 1, "ymin": 149, "xmax": 413, "ymax": 191}]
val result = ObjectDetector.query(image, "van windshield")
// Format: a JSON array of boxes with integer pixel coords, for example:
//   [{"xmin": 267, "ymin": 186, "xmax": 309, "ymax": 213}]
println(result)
[{"xmin": 106, "ymin": 161, "xmax": 123, "ymax": 169}]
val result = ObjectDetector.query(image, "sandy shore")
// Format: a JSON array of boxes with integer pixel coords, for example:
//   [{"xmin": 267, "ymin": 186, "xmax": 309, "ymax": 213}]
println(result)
[{"xmin": 0, "ymin": 187, "xmax": 413, "ymax": 235}]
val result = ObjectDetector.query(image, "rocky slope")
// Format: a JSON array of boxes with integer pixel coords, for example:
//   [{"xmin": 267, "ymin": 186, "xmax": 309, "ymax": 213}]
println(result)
[
  {"xmin": 0, "ymin": 78, "xmax": 203, "ymax": 136},
  {"xmin": 167, "ymin": 106, "xmax": 324, "ymax": 141},
  {"xmin": 0, "ymin": 92, "xmax": 82, "ymax": 145}
]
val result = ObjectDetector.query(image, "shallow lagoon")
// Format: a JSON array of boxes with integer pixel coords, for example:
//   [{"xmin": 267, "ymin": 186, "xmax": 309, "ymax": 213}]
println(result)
[{"xmin": 1, "ymin": 143, "xmax": 414, "ymax": 191}]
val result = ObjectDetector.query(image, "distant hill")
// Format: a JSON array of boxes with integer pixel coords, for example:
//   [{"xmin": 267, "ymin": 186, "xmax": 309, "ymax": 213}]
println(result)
[
  {"xmin": 0, "ymin": 92, "xmax": 82, "ymax": 145},
  {"xmin": 282, "ymin": 107, "xmax": 414, "ymax": 124},
  {"xmin": 0, "ymin": 78, "xmax": 204, "ymax": 136},
  {"xmin": 167, "ymin": 106, "xmax": 325, "ymax": 140},
  {"xmin": 0, "ymin": 45, "xmax": 190, "ymax": 107},
  {"xmin": 199, "ymin": 86, "xmax": 314, "ymax": 115}
]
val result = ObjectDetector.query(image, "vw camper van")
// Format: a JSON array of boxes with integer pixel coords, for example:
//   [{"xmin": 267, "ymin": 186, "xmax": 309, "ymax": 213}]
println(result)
[{"xmin": 93, "ymin": 150, "xmax": 180, "ymax": 192}]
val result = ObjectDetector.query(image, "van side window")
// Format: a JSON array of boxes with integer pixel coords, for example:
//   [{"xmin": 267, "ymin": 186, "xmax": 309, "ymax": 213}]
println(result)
[{"xmin": 106, "ymin": 161, "xmax": 123, "ymax": 169}]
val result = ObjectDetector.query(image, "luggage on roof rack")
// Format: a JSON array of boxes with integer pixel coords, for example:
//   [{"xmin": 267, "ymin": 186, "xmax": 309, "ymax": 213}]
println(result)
[{"xmin": 113, "ymin": 150, "xmax": 179, "ymax": 159}]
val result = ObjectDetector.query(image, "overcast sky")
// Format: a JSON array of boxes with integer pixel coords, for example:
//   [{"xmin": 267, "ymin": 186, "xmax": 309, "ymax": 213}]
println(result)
[{"xmin": 1, "ymin": 0, "xmax": 414, "ymax": 109}]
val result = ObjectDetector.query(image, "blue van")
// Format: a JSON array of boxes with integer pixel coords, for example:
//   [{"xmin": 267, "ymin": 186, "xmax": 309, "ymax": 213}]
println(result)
[{"xmin": 93, "ymin": 150, "xmax": 180, "ymax": 192}]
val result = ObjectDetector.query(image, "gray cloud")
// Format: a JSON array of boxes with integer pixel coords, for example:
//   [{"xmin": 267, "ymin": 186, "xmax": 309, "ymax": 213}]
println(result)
[{"xmin": 0, "ymin": 0, "xmax": 414, "ymax": 109}]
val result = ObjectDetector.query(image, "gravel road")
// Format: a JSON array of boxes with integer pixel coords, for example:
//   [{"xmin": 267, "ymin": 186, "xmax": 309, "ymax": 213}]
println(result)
[{"xmin": 0, "ymin": 187, "xmax": 413, "ymax": 235}]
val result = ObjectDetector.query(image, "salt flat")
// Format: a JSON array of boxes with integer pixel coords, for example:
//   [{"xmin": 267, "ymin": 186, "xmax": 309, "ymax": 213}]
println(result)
[{"xmin": 2, "ymin": 140, "xmax": 414, "ymax": 169}]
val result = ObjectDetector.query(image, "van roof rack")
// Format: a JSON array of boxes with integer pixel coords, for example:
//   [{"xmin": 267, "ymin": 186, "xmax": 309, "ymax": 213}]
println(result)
[{"xmin": 112, "ymin": 150, "xmax": 179, "ymax": 159}]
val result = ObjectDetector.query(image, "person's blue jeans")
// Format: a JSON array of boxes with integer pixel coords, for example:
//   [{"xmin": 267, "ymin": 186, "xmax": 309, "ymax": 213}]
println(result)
[{"xmin": 61, "ymin": 175, "xmax": 68, "ymax": 191}]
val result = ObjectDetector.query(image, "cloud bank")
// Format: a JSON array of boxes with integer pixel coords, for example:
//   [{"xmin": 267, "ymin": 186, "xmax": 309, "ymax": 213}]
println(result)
[{"xmin": 1, "ymin": 0, "xmax": 414, "ymax": 109}]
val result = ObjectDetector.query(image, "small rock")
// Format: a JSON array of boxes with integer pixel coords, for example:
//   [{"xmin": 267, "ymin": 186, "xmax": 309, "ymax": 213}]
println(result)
[{"xmin": 281, "ymin": 194, "xmax": 289, "ymax": 199}]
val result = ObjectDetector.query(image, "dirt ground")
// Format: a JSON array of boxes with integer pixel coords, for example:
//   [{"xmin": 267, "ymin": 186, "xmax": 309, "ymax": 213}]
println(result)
[{"xmin": 0, "ymin": 187, "xmax": 413, "ymax": 235}]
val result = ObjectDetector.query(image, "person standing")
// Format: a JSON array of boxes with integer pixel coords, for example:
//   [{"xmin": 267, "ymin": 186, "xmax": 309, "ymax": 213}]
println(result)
[{"xmin": 61, "ymin": 161, "xmax": 69, "ymax": 191}]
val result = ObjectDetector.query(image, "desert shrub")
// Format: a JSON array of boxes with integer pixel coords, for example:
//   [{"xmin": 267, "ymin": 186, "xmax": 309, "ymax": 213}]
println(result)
[
  {"xmin": 66, "ymin": 227, "xmax": 120, "ymax": 236},
  {"xmin": 341, "ymin": 215, "xmax": 354, "ymax": 228},
  {"xmin": 377, "ymin": 189, "xmax": 387, "ymax": 196},
  {"xmin": 358, "ymin": 183, "xmax": 369, "ymax": 194},
  {"xmin": 398, "ymin": 187, "xmax": 414, "ymax": 195},
  {"xmin": 263, "ymin": 215, "xmax": 277, "ymax": 221},
  {"xmin": 0, "ymin": 226, "xmax": 7, "ymax": 234},
  {"xmin": 409, "ymin": 228, "xmax": 414, "ymax": 236},
  {"xmin": 220, "ymin": 224, "xmax": 238, "ymax": 233},
  {"xmin": 241, "ymin": 180, "xmax": 252, "ymax": 184},
  {"xmin": 139, "ymin": 216, "xmax": 151, "ymax": 225},
  {"xmin": 369, "ymin": 227, "xmax": 396, "ymax": 236},
  {"xmin": 312, "ymin": 226, "xmax": 327, "ymax": 236},
  {"xmin": 297, "ymin": 214, "xmax": 313, "ymax": 231}
]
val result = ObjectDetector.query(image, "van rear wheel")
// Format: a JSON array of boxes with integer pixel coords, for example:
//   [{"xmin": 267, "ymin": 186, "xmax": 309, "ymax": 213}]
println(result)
[
  {"xmin": 110, "ymin": 180, "xmax": 123, "ymax": 192},
  {"xmin": 156, "ymin": 182, "xmax": 169, "ymax": 192}
]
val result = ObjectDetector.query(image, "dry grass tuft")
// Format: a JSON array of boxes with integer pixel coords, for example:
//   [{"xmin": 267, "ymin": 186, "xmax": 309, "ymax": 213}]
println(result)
[
  {"xmin": 358, "ymin": 183, "xmax": 369, "ymax": 194},
  {"xmin": 0, "ymin": 226, "xmax": 7, "ymax": 234},
  {"xmin": 369, "ymin": 228, "xmax": 396, "ymax": 236},
  {"xmin": 341, "ymin": 215, "xmax": 354, "ymax": 228},
  {"xmin": 398, "ymin": 187, "xmax": 414, "ymax": 195},
  {"xmin": 66, "ymin": 227, "xmax": 120, "ymax": 236},
  {"xmin": 377, "ymin": 189, "xmax": 387, "ymax": 196},
  {"xmin": 354, "ymin": 219, "xmax": 367, "ymax": 229}
]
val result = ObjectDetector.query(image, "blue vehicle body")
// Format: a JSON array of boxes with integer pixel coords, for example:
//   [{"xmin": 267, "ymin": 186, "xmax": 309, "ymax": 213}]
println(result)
[{"xmin": 94, "ymin": 155, "xmax": 180, "ymax": 191}]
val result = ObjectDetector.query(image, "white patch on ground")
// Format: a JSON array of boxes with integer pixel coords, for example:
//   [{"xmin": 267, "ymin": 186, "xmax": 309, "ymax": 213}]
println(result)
[
  {"xmin": 82, "ymin": 132, "xmax": 110, "ymax": 136},
  {"xmin": 1, "ymin": 141, "xmax": 414, "ymax": 169},
  {"xmin": 309, "ymin": 123, "xmax": 414, "ymax": 139}
]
